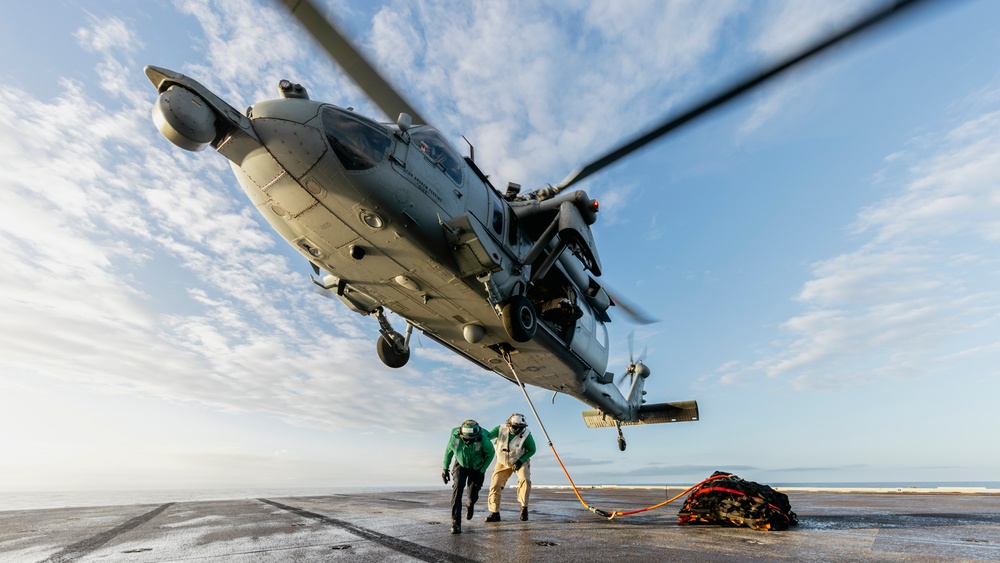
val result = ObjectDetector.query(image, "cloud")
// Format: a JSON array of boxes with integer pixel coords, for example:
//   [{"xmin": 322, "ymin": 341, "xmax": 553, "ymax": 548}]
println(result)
[
  {"xmin": 360, "ymin": 1, "xmax": 747, "ymax": 190},
  {"xmin": 74, "ymin": 15, "xmax": 144, "ymax": 54},
  {"xmin": 713, "ymin": 91, "xmax": 1000, "ymax": 390},
  {"xmin": 174, "ymin": 0, "xmax": 368, "ymax": 114}
]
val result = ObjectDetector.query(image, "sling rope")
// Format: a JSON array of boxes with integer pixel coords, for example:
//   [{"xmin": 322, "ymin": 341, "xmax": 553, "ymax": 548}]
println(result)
[{"xmin": 501, "ymin": 349, "xmax": 722, "ymax": 519}]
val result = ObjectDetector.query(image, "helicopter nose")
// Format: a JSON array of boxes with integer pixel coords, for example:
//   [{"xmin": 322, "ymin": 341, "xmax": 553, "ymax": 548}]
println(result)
[{"xmin": 248, "ymin": 101, "xmax": 328, "ymax": 180}]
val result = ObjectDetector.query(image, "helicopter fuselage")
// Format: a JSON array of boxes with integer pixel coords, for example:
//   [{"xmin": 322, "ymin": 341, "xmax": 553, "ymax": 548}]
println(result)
[{"xmin": 146, "ymin": 66, "xmax": 650, "ymax": 421}]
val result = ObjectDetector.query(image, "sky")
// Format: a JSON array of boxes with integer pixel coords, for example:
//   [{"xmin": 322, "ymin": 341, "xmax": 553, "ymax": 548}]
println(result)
[{"xmin": 2, "ymin": 0, "xmax": 1000, "ymax": 497}]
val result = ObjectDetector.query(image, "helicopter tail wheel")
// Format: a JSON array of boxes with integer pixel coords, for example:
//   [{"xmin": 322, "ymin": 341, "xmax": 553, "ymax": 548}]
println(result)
[
  {"xmin": 501, "ymin": 295, "xmax": 537, "ymax": 342},
  {"xmin": 616, "ymin": 421, "xmax": 627, "ymax": 451},
  {"xmin": 377, "ymin": 334, "xmax": 410, "ymax": 368}
]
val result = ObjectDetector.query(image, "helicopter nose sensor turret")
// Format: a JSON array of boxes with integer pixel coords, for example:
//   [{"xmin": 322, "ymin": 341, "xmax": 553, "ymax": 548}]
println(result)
[
  {"xmin": 145, "ymin": 65, "xmax": 257, "ymax": 155},
  {"xmin": 151, "ymin": 84, "xmax": 217, "ymax": 152}
]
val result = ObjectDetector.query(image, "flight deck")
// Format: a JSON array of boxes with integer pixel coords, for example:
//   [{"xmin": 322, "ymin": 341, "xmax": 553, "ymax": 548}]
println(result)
[{"xmin": 2, "ymin": 486, "xmax": 999, "ymax": 562}]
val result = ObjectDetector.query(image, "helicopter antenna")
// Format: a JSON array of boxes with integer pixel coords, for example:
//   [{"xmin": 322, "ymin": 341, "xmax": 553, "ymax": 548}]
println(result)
[{"xmin": 462, "ymin": 135, "xmax": 475, "ymax": 162}]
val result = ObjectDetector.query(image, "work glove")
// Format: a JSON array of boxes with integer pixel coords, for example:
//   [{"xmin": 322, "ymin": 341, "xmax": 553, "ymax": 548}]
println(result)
[
  {"xmin": 442, "ymin": 470, "xmax": 450, "ymax": 484},
  {"xmin": 512, "ymin": 461, "xmax": 523, "ymax": 471}
]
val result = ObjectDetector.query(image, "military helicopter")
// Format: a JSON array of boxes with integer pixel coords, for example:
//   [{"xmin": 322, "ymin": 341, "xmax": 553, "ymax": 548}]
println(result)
[{"xmin": 146, "ymin": 0, "xmax": 932, "ymax": 450}]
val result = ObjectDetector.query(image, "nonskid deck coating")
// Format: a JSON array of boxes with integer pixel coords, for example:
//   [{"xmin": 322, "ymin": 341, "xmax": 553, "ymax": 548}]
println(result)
[{"xmin": 2, "ymin": 487, "xmax": 999, "ymax": 562}]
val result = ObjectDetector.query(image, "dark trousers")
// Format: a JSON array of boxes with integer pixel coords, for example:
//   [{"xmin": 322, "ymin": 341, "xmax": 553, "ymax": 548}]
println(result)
[{"xmin": 450, "ymin": 465, "xmax": 485, "ymax": 522}]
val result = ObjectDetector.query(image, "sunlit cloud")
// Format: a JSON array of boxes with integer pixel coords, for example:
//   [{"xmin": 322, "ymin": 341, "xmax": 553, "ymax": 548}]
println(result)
[
  {"xmin": 361, "ymin": 1, "xmax": 746, "ymax": 190},
  {"xmin": 0, "ymin": 10, "xmax": 509, "ymax": 435}
]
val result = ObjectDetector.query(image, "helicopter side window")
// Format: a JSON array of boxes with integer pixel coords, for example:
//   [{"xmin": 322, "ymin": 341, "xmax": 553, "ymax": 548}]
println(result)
[
  {"xmin": 322, "ymin": 106, "xmax": 392, "ymax": 171},
  {"xmin": 409, "ymin": 128, "xmax": 463, "ymax": 186},
  {"xmin": 490, "ymin": 191, "xmax": 504, "ymax": 236}
]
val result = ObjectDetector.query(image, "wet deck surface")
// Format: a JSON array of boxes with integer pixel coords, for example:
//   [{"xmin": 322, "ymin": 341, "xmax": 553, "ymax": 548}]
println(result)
[{"xmin": 2, "ymin": 487, "xmax": 999, "ymax": 562}]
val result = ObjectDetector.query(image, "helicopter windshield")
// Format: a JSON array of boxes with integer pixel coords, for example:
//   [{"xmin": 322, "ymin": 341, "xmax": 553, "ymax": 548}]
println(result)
[
  {"xmin": 322, "ymin": 106, "xmax": 391, "ymax": 171},
  {"xmin": 410, "ymin": 127, "xmax": 463, "ymax": 185}
]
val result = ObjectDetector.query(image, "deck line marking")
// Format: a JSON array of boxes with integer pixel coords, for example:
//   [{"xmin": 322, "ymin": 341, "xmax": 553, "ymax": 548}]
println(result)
[
  {"xmin": 259, "ymin": 498, "xmax": 476, "ymax": 563},
  {"xmin": 39, "ymin": 503, "xmax": 174, "ymax": 563}
]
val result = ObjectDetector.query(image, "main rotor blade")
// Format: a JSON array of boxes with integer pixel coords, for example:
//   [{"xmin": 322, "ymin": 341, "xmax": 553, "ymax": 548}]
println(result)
[
  {"xmin": 280, "ymin": 0, "xmax": 428, "ymax": 125},
  {"xmin": 607, "ymin": 287, "xmax": 659, "ymax": 325},
  {"xmin": 555, "ymin": 0, "xmax": 934, "ymax": 191}
]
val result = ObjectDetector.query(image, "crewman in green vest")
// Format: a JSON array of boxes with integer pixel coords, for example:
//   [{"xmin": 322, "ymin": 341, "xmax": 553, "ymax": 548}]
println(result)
[{"xmin": 442, "ymin": 419, "xmax": 495, "ymax": 534}]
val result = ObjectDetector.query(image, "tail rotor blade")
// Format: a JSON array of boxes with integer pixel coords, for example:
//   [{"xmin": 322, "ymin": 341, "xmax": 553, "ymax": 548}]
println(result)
[
  {"xmin": 627, "ymin": 331, "xmax": 635, "ymax": 363},
  {"xmin": 606, "ymin": 287, "xmax": 658, "ymax": 325}
]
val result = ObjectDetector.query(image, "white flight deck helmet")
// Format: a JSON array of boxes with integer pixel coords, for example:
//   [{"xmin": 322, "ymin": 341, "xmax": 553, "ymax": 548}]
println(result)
[{"xmin": 507, "ymin": 413, "xmax": 527, "ymax": 433}]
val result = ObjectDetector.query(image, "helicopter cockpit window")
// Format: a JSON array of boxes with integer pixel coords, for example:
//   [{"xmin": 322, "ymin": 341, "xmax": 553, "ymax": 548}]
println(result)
[
  {"xmin": 322, "ymin": 106, "xmax": 392, "ymax": 171},
  {"xmin": 409, "ymin": 128, "xmax": 463, "ymax": 186}
]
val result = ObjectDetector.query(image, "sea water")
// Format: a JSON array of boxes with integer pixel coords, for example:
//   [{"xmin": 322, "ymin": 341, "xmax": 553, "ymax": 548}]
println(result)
[
  {"xmin": 0, "ymin": 487, "xmax": 436, "ymax": 512},
  {"xmin": 2, "ymin": 482, "xmax": 997, "ymax": 512}
]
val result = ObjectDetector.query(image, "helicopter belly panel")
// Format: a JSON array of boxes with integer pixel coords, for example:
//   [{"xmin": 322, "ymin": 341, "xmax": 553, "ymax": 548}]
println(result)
[
  {"xmin": 231, "ymin": 149, "xmax": 324, "ymax": 232},
  {"xmin": 228, "ymin": 149, "xmax": 325, "ymax": 253},
  {"xmin": 304, "ymin": 158, "xmax": 371, "ymax": 222},
  {"xmin": 502, "ymin": 325, "xmax": 590, "ymax": 394},
  {"xmin": 442, "ymin": 214, "xmax": 502, "ymax": 278},
  {"xmin": 233, "ymin": 164, "xmax": 315, "ymax": 260},
  {"xmin": 293, "ymin": 205, "xmax": 359, "ymax": 250},
  {"xmin": 263, "ymin": 171, "xmax": 318, "ymax": 217}
]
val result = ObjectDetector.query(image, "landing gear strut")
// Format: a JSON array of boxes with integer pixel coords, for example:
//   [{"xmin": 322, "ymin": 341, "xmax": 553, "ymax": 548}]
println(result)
[
  {"xmin": 615, "ymin": 421, "xmax": 627, "ymax": 452},
  {"xmin": 373, "ymin": 307, "xmax": 411, "ymax": 368}
]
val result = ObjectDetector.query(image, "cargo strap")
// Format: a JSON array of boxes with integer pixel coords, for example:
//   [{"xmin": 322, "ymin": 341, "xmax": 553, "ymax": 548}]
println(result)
[{"xmin": 500, "ymin": 349, "xmax": 721, "ymax": 519}]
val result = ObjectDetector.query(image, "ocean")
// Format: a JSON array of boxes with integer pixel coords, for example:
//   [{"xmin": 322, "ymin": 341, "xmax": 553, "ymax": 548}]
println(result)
[
  {"xmin": 0, "ymin": 487, "xmax": 434, "ymax": 512},
  {"xmin": 2, "ymin": 482, "xmax": 998, "ymax": 512}
]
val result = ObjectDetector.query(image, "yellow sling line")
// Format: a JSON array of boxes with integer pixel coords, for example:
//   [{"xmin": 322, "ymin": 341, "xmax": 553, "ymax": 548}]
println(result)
[{"xmin": 501, "ymin": 349, "xmax": 718, "ymax": 519}]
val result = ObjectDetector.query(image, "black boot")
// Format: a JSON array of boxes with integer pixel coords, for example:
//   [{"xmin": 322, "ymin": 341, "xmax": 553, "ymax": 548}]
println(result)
[
  {"xmin": 485, "ymin": 512, "xmax": 501, "ymax": 523},
  {"xmin": 520, "ymin": 506, "xmax": 528, "ymax": 521},
  {"xmin": 466, "ymin": 503, "xmax": 475, "ymax": 520},
  {"xmin": 451, "ymin": 520, "xmax": 462, "ymax": 534}
]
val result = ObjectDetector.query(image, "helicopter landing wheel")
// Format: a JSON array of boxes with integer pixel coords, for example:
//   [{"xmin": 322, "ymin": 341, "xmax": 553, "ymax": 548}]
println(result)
[
  {"xmin": 501, "ymin": 295, "xmax": 537, "ymax": 342},
  {"xmin": 616, "ymin": 422, "xmax": 627, "ymax": 451},
  {"xmin": 377, "ymin": 334, "xmax": 410, "ymax": 368}
]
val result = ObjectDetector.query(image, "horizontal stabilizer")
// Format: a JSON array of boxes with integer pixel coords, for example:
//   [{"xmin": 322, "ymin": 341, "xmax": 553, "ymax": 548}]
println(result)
[{"xmin": 582, "ymin": 400, "xmax": 699, "ymax": 429}]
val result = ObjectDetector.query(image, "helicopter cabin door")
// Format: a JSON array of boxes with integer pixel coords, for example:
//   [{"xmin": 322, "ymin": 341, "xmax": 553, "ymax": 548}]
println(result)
[
  {"xmin": 396, "ymin": 127, "xmax": 466, "ymax": 216},
  {"xmin": 478, "ymin": 184, "xmax": 522, "ymax": 261},
  {"xmin": 568, "ymin": 299, "xmax": 609, "ymax": 374}
]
